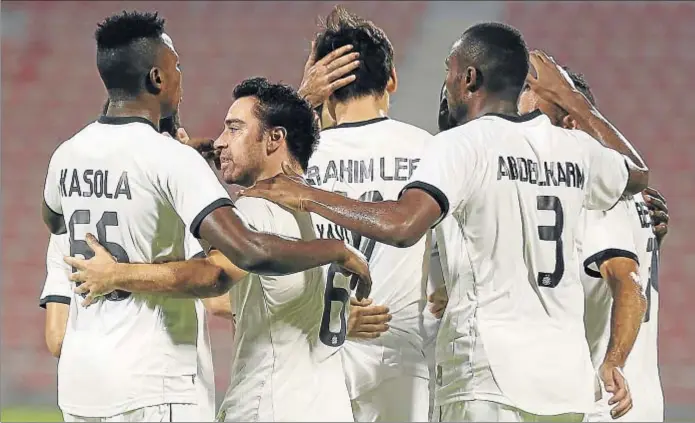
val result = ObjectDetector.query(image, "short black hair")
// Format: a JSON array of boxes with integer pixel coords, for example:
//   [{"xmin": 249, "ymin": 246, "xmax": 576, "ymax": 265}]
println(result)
[
  {"xmin": 95, "ymin": 11, "xmax": 166, "ymax": 99},
  {"xmin": 563, "ymin": 66, "xmax": 596, "ymax": 106},
  {"xmin": 314, "ymin": 6, "xmax": 394, "ymax": 102},
  {"xmin": 233, "ymin": 77, "xmax": 319, "ymax": 171},
  {"xmin": 455, "ymin": 22, "xmax": 529, "ymax": 97}
]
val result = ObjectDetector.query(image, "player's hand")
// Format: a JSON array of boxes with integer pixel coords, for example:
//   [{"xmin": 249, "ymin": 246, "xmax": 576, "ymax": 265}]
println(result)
[
  {"xmin": 173, "ymin": 127, "xmax": 220, "ymax": 170},
  {"xmin": 643, "ymin": 187, "xmax": 669, "ymax": 245},
  {"xmin": 428, "ymin": 286, "xmax": 448, "ymax": 319},
  {"xmin": 298, "ymin": 41, "xmax": 360, "ymax": 108},
  {"xmin": 347, "ymin": 298, "xmax": 391, "ymax": 339},
  {"xmin": 525, "ymin": 50, "xmax": 577, "ymax": 106},
  {"xmin": 599, "ymin": 362, "xmax": 632, "ymax": 419},
  {"xmin": 336, "ymin": 243, "xmax": 372, "ymax": 301},
  {"xmin": 239, "ymin": 162, "xmax": 312, "ymax": 212},
  {"xmin": 63, "ymin": 233, "xmax": 119, "ymax": 308}
]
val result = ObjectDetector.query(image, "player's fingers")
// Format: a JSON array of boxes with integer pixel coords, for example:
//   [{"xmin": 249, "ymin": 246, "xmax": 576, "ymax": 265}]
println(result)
[
  {"xmin": 643, "ymin": 186, "xmax": 664, "ymax": 200},
  {"xmin": 81, "ymin": 293, "xmax": 97, "ymax": 308},
  {"xmin": 649, "ymin": 210, "xmax": 668, "ymax": 223},
  {"xmin": 238, "ymin": 185, "xmax": 267, "ymax": 199},
  {"xmin": 613, "ymin": 401, "xmax": 633, "ymax": 419},
  {"xmin": 328, "ymin": 75, "xmax": 358, "ymax": 93},
  {"xmin": 357, "ymin": 323, "xmax": 390, "ymax": 334},
  {"xmin": 64, "ymin": 256, "xmax": 85, "ymax": 270},
  {"xmin": 326, "ymin": 52, "xmax": 360, "ymax": 73},
  {"xmin": 352, "ymin": 331, "xmax": 381, "ymax": 339},
  {"xmin": 281, "ymin": 161, "xmax": 304, "ymax": 180},
  {"xmin": 84, "ymin": 233, "xmax": 111, "ymax": 257},
  {"xmin": 354, "ymin": 275, "xmax": 372, "ymax": 302},
  {"xmin": 360, "ymin": 304, "xmax": 390, "ymax": 316},
  {"xmin": 304, "ymin": 40, "xmax": 317, "ymax": 71},
  {"xmin": 608, "ymin": 385, "xmax": 627, "ymax": 404},
  {"xmin": 176, "ymin": 128, "xmax": 190, "ymax": 144},
  {"xmin": 645, "ymin": 196, "xmax": 667, "ymax": 212},
  {"xmin": 358, "ymin": 313, "xmax": 392, "ymax": 325},
  {"xmin": 73, "ymin": 280, "xmax": 88, "ymax": 292},
  {"xmin": 351, "ymin": 297, "xmax": 372, "ymax": 307},
  {"xmin": 315, "ymin": 44, "xmax": 354, "ymax": 67}
]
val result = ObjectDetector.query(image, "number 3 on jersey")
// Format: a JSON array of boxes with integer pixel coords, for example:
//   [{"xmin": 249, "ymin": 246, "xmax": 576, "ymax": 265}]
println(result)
[
  {"xmin": 536, "ymin": 195, "xmax": 565, "ymax": 288},
  {"xmin": 319, "ymin": 190, "xmax": 383, "ymax": 347},
  {"xmin": 69, "ymin": 210, "xmax": 131, "ymax": 301}
]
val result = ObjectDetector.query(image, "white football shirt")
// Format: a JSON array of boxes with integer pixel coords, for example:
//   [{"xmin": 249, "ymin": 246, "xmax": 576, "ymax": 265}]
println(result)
[
  {"xmin": 218, "ymin": 197, "xmax": 353, "ymax": 422},
  {"xmin": 42, "ymin": 116, "xmax": 232, "ymax": 417},
  {"xmin": 306, "ymin": 117, "xmax": 433, "ymax": 397},
  {"xmin": 579, "ymin": 194, "xmax": 664, "ymax": 421},
  {"xmin": 405, "ymin": 111, "xmax": 629, "ymax": 415}
]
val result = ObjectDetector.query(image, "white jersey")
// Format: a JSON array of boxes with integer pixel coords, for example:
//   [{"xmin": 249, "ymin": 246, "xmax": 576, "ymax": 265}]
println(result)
[
  {"xmin": 39, "ymin": 233, "xmax": 216, "ymax": 420},
  {"xmin": 218, "ymin": 197, "xmax": 353, "ymax": 422},
  {"xmin": 306, "ymin": 117, "xmax": 433, "ymax": 396},
  {"xmin": 42, "ymin": 116, "xmax": 232, "ymax": 417},
  {"xmin": 579, "ymin": 194, "xmax": 664, "ymax": 421},
  {"xmin": 407, "ymin": 111, "xmax": 629, "ymax": 415}
]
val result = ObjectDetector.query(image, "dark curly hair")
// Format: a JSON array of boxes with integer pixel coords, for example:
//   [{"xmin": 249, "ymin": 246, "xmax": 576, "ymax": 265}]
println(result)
[{"xmin": 233, "ymin": 77, "xmax": 319, "ymax": 171}]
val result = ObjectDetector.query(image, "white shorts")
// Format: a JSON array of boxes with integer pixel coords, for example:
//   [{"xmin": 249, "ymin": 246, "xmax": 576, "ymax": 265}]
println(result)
[
  {"xmin": 63, "ymin": 404, "xmax": 199, "ymax": 422},
  {"xmin": 439, "ymin": 400, "xmax": 584, "ymax": 423},
  {"xmin": 351, "ymin": 375, "xmax": 430, "ymax": 422}
]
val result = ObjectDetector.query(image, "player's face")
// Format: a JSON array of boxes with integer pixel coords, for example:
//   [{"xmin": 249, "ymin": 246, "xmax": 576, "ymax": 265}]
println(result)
[
  {"xmin": 213, "ymin": 97, "xmax": 265, "ymax": 187},
  {"xmin": 518, "ymin": 86, "xmax": 566, "ymax": 127},
  {"xmin": 444, "ymin": 48, "xmax": 470, "ymax": 125},
  {"xmin": 156, "ymin": 34, "xmax": 182, "ymax": 118}
]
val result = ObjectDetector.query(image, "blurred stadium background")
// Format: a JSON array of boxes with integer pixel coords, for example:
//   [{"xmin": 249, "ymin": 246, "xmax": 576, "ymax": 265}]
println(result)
[{"xmin": 1, "ymin": 1, "xmax": 693, "ymax": 421}]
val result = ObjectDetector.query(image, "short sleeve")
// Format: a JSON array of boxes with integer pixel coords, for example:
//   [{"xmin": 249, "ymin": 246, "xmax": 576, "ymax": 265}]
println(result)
[
  {"xmin": 234, "ymin": 197, "xmax": 275, "ymax": 233},
  {"xmin": 161, "ymin": 145, "xmax": 234, "ymax": 238},
  {"xmin": 400, "ymin": 129, "xmax": 482, "ymax": 225},
  {"xmin": 43, "ymin": 149, "xmax": 64, "ymax": 215},
  {"xmin": 577, "ymin": 131, "xmax": 629, "ymax": 211},
  {"xmin": 578, "ymin": 200, "xmax": 639, "ymax": 279},
  {"xmin": 39, "ymin": 234, "xmax": 73, "ymax": 308}
]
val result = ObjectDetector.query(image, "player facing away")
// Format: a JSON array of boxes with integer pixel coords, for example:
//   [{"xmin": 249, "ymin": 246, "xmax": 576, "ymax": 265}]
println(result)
[
  {"xmin": 241, "ymin": 22, "xmax": 651, "ymax": 422},
  {"xmin": 39, "ymin": 110, "xmax": 217, "ymax": 421},
  {"xmin": 305, "ymin": 7, "xmax": 436, "ymax": 422},
  {"xmin": 41, "ymin": 11, "xmax": 370, "ymax": 422},
  {"xmin": 519, "ymin": 54, "xmax": 665, "ymax": 421}
]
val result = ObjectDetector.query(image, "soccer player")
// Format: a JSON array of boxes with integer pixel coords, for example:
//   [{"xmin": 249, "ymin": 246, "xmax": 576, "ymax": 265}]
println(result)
[
  {"xmin": 519, "ymin": 53, "xmax": 665, "ymax": 421},
  {"xmin": 241, "ymin": 22, "xmax": 651, "ymax": 422},
  {"xmin": 302, "ymin": 7, "xmax": 436, "ymax": 421},
  {"xmin": 41, "ymin": 11, "xmax": 370, "ymax": 422}
]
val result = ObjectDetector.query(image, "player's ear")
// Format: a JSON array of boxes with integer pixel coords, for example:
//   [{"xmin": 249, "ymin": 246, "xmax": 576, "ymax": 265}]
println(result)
[
  {"xmin": 266, "ymin": 127, "xmax": 286, "ymax": 154},
  {"xmin": 386, "ymin": 66, "xmax": 398, "ymax": 94},
  {"xmin": 561, "ymin": 114, "xmax": 579, "ymax": 130},
  {"xmin": 465, "ymin": 66, "xmax": 481, "ymax": 93},
  {"xmin": 146, "ymin": 67, "xmax": 163, "ymax": 95}
]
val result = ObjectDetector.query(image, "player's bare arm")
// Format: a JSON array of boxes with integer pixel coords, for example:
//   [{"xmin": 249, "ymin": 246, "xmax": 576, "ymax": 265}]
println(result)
[
  {"xmin": 348, "ymin": 298, "xmax": 391, "ymax": 340},
  {"xmin": 526, "ymin": 50, "xmax": 649, "ymax": 195},
  {"xmin": 65, "ymin": 233, "xmax": 241, "ymax": 306},
  {"xmin": 298, "ymin": 42, "xmax": 360, "ymax": 108},
  {"xmin": 241, "ymin": 163, "xmax": 442, "ymax": 248},
  {"xmin": 44, "ymin": 303, "xmax": 69, "ymax": 358},
  {"xmin": 598, "ymin": 257, "xmax": 646, "ymax": 418},
  {"xmin": 644, "ymin": 187, "xmax": 669, "ymax": 246}
]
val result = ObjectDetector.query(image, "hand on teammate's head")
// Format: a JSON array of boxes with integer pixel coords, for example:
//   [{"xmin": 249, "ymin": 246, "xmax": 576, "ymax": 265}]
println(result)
[
  {"xmin": 525, "ymin": 50, "xmax": 577, "ymax": 105},
  {"xmin": 643, "ymin": 187, "xmax": 669, "ymax": 245},
  {"xmin": 298, "ymin": 41, "xmax": 360, "ymax": 108}
]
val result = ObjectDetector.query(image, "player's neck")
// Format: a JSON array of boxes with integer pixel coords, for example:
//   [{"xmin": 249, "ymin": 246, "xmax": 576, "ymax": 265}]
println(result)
[
  {"xmin": 104, "ymin": 98, "xmax": 161, "ymax": 130},
  {"xmin": 472, "ymin": 95, "xmax": 520, "ymax": 121},
  {"xmin": 333, "ymin": 96, "xmax": 388, "ymax": 126}
]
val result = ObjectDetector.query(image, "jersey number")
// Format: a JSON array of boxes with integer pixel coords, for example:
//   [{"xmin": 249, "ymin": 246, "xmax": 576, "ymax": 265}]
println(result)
[
  {"xmin": 319, "ymin": 190, "xmax": 383, "ymax": 347},
  {"xmin": 69, "ymin": 210, "xmax": 131, "ymax": 301},
  {"xmin": 644, "ymin": 237, "xmax": 659, "ymax": 323},
  {"xmin": 536, "ymin": 195, "xmax": 565, "ymax": 288}
]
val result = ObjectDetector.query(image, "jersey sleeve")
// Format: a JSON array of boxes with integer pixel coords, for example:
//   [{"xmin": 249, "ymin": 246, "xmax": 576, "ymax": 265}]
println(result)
[
  {"xmin": 184, "ymin": 231, "xmax": 205, "ymax": 260},
  {"xmin": 161, "ymin": 144, "xmax": 234, "ymax": 238},
  {"xmin": 576, "ymin": 131, "xmax": 630, "ymax": 211},
  {"xmin": 43, "ymin": 148, "xmax": 64, "ymax": 215},
  {"xmin": 579, "ymin": 200, "xmax": 639, "ymax": 279},
  {"xmin": 233, "ymin": 197, "xmax": 275, "ymax": 233},
  {"xmin": 400, "ymin": 129, "xmax": 482, "ymax": 225},
  {"xmin": 39, "ymin": 234, "xmax": 73, "ymax": 308}
]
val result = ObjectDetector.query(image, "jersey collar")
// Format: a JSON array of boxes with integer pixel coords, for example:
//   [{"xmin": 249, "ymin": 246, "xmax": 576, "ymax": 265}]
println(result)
[
  {"xmin": 323, "ymin": 116, "xmax": 389, "ymax": 131},
  {"xmin": 98, "ymin": 115, "xmax": 159, "ymax": 132},
  {"xmin": 483, "ymin": 109, "xmax": 543, "ymax": 123}
]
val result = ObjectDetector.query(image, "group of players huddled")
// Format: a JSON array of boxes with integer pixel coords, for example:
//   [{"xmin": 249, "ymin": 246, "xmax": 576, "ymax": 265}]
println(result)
[{"xmin": 40, "ymin": 5, "xmax": 669, "ymax": 423}]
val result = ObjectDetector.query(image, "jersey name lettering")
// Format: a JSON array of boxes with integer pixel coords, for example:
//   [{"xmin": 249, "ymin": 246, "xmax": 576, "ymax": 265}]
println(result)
[
  {"xmin": 59, "ymin": 168, "xmax": 132, "ymax": 200},
  {"xmin": 496, "ymin": 156, "xmax": 585, "ymax": 189},
  {"xmin": 306, "ymin": 157, "xmax": 420, "ymax": 186}
]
